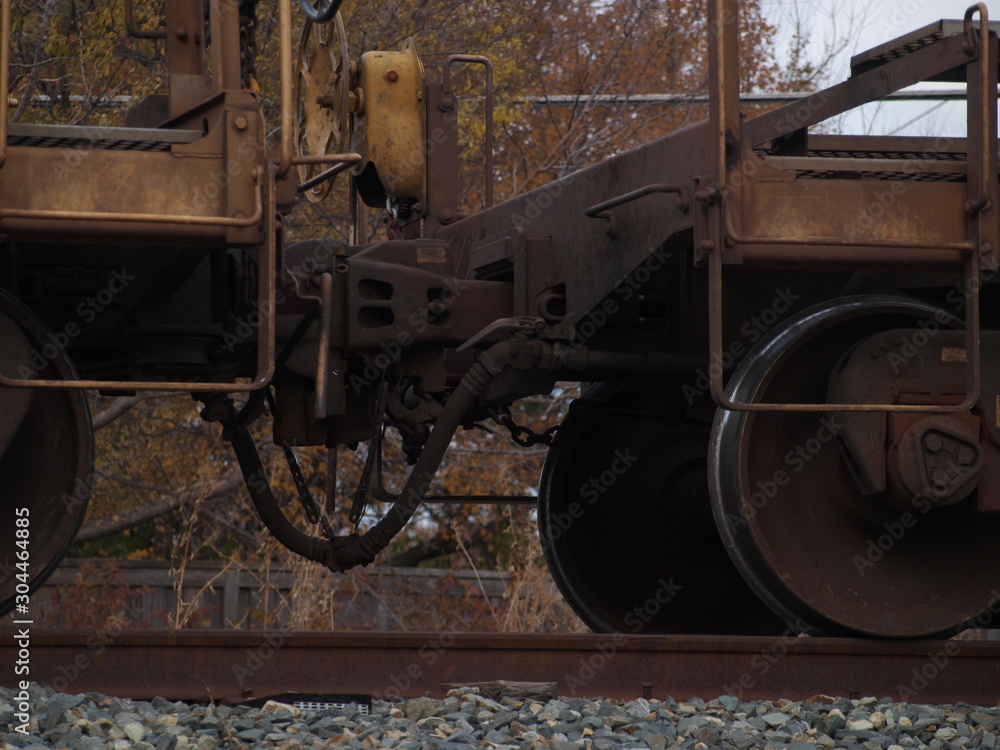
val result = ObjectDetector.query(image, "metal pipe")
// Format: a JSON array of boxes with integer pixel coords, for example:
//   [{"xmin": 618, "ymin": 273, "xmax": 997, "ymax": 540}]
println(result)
[
  {"xmin": 277, "ymin": 0, "xmax": 294, "ymax": 179},
  {"xmin": 585, "ymin": 184, "xmax": 689, "ymax": 218},
  {"xmin": 296, "ymin": 160, "xmax": 357, "ymax": 193},
  {"xmin": 291, "ymin": 152, "xmax": 361, "ymax": 165},
  {"xmin": 314, "ymin": 273, "xmax": 333, "ymax": 419},
  {"xmin": 526, "ymin": 90, "xmax": 977, "ymax": 106},
  {"xmin": 0, "ymin": 179, "xmax": 263, "ymax": 228}
]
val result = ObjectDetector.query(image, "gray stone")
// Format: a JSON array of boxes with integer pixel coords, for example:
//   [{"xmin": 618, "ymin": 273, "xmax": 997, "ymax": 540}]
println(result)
[
  {"xmin": 728, "ymin": 728, "xmax": 756, "ymax": 749},
  {"xmin": 678, "ymin": 716, "xmax": 707, "ymax": 735},
  {"xmin": 749, "ymin": 716, "xmax": 769, "ymax": 732},
  {"xmin": 43, "ymin": 708, "xmax": 66, "ymax": 733},
  {"xmin": 719, "ymin": 696, "xmax": 740, "ymax": 713},
  {"xmin": 236, "ymin": 728, "xmax": 266, "ymax": 742},
  {"xmin": 155, "ymin": 734, "xmax": 178, "ymax": 750},
  {"xmin": 970, "ymin": 714, "xmax": 998, "ymax": 733},
  {"xmin": 824, "ymin": 712, "xmax": 848, "ymax": 735},
  {"xmin": 404, "ymin": 698, "xmax": 440, "ymax": 721}
]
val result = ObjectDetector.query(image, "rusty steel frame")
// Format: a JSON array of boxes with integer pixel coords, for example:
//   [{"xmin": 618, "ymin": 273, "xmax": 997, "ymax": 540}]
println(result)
[
  {"xmin": 0, "ymin": 0, "xmax": 281, "ymax": 393},
  {"xmin": 701, "ymin": 0, "xmax": 993, "ymax": 413},
  {"xmin": 0, "ymin": 174, "xmax": 263, "ymax": 229},
  {"xmin": 0, "ymin": 177, "xmax": 277, "ymax": 392},
  {"xmin": 2, "ymin": 630, "xmax": 999, "ymax": 705}
]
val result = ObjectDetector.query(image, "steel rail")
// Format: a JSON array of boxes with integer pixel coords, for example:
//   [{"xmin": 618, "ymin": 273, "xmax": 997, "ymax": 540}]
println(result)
[{"xmin": 2, "ymin": 630, "xmax": 999, "ymax": 705}]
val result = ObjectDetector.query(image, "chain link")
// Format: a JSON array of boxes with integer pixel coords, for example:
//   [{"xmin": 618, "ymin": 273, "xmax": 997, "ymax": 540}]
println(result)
[
  {"xmin": 493, "ymin": 406, "xmax": 559, "ymax": 447},
  {"xmin": 266, "ymin": 390, "xmax": 336, "ymax": 538}
]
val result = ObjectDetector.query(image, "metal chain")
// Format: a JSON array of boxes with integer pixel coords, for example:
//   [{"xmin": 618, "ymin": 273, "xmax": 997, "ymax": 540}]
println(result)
[
  {"xmin": 265, "ymin": 390, "xmax": 335, "ymax": 537},
  {"xmin": 492, "ymin": 406, "xmax": 559, "ymax": 447}
]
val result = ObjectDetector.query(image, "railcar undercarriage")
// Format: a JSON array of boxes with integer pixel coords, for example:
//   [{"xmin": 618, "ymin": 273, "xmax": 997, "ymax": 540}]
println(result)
[{"xmin": 2, "ymin": 0, "xmax": 1000, "ymax": 637}]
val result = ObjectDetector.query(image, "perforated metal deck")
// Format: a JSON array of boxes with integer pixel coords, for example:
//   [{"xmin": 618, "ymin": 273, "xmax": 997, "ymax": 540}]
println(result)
[{"xmin": 6, "ymin": 123, "xmax": 202, "ymax": 151}]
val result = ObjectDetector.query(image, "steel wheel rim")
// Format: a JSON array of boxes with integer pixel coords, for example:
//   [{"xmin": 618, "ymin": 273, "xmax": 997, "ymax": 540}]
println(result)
[
  {"xmin": 709, "ymin": 295, "xmax": 1000, "ymax": 637},
  {"xmin": 539, "ymin": 384, "xmax": 785, "ymax": 635},
  {"xmin": 0, "ymin": 291, "xmax": 93, "ymax": 616}
]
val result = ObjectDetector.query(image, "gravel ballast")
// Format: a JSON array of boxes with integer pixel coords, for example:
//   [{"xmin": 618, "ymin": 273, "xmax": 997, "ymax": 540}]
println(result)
[{"xmin": 2, "ymin": 684, "xmax": 1000, "ymax": 750}]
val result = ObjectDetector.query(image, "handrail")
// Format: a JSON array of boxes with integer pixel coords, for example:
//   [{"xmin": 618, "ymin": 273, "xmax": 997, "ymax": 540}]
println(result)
[
  {"xmin": 0, "ymin": 176, "xmax": 264, "ymax": 228},
  {"xmin": 442, "ymin": 55, "xmax": 494, "ymax": 208}
]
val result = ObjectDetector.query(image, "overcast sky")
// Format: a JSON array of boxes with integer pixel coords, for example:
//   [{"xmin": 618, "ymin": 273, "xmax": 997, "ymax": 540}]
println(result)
[{"xmin": 765, "ymin": 0, "xmax": 992, "ymax": 136}]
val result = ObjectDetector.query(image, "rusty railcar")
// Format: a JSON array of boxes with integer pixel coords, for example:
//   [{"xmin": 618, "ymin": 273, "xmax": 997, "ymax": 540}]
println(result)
[{"xmin": 2, "ymin": 0, "xmax": 999, "ymax": 638}]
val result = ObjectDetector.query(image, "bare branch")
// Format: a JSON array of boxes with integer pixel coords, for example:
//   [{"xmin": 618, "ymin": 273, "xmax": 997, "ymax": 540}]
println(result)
[
  {"xmin": 92, "ymin": 392, "xmax": 182, "ymax": 431},
  {"xmin": 74, "ymin": 469, "xmax": 245, "ymax": 544}
]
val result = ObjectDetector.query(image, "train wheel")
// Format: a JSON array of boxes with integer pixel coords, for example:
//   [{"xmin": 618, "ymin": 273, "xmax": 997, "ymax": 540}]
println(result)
[
  {"xmin": 0, "ymin": 292, "xmax": 93, "ymax": 616},
  {"xmin": 710, "ymin": 295, "xmax": 1000, "ymax": 637},
  {"xmin": 538, "ymin": 384, "xmax": 786, "ymax": 634}
]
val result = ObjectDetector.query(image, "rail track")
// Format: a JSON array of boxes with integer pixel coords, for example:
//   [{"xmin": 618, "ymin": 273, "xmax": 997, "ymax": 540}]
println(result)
[{"xmin": 2, "ymin": 630, "xmax": 999, "ymax": 706}]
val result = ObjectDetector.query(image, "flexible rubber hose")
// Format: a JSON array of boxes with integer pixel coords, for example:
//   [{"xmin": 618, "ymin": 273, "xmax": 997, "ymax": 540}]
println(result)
[
  {"xmin": 227, "ymin": 342, "xmax": 513, "ymax": 571},
  {"xmin": 332, "ymin": 343, "xmax": 513, "ymax": 569},
  {"xmin": 226, "ymin": 425, "xmax": 332, "ymax": 562}
]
